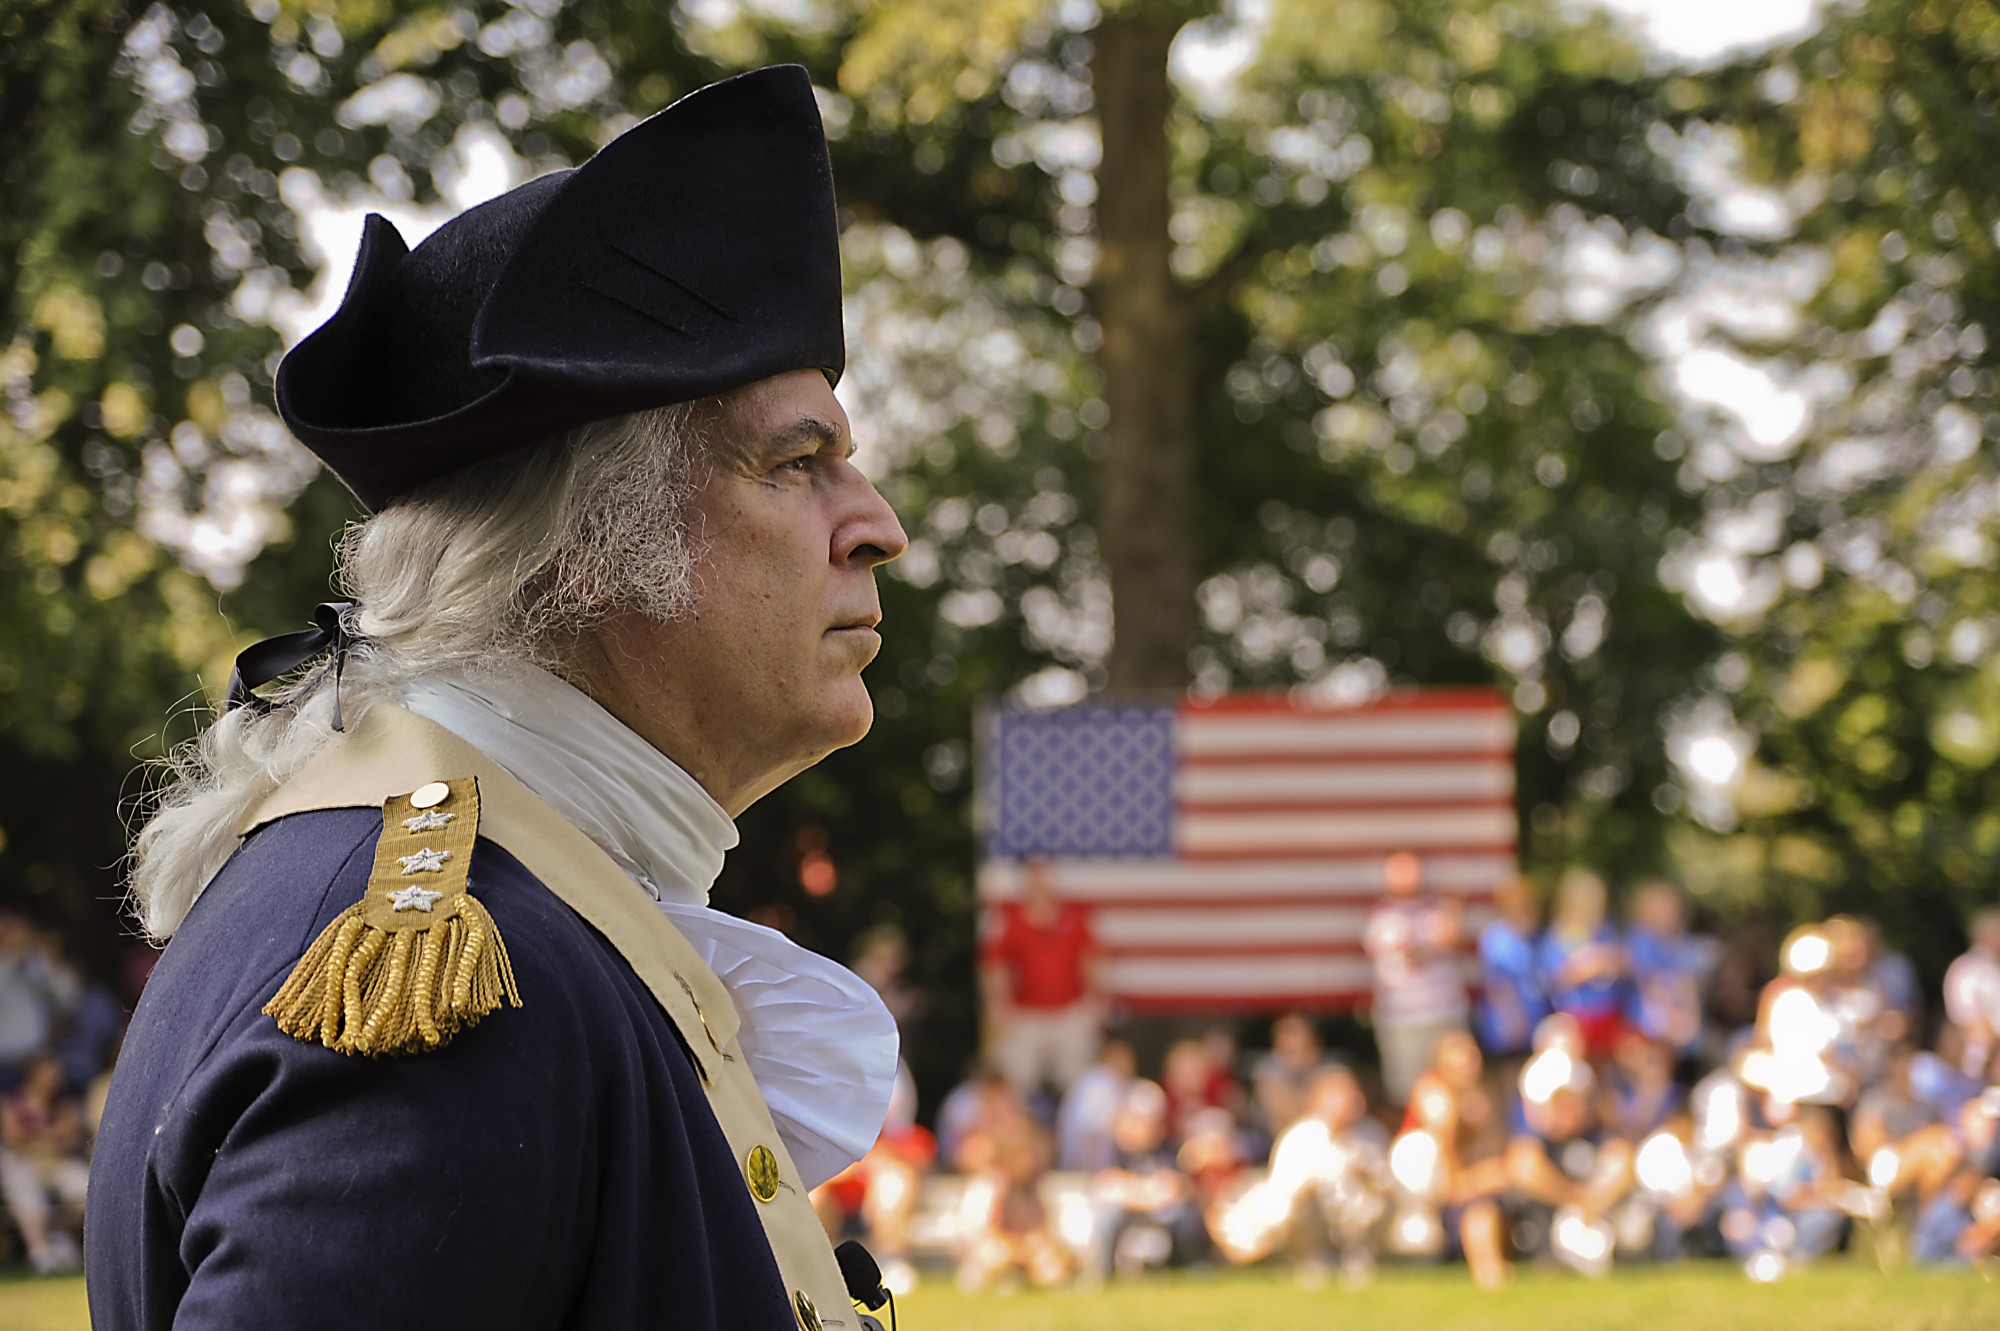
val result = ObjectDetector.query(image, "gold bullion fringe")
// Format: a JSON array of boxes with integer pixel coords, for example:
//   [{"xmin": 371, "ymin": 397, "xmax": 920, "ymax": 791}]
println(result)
[{"xmin": 263, "ymin": 899, "xmax": 521, "ymax": 1056}]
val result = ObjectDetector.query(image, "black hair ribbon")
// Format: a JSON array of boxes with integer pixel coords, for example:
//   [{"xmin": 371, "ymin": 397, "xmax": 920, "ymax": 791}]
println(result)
[{"xmin": 223, "ymin": 601, "xmax": 359, "ymax": 733}]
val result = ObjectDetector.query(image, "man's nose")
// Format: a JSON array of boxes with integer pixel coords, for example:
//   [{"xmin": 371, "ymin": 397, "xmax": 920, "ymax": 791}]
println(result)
[{"xmin": 837, "ymin": 474, "xmax": 908, "ymax": 569}]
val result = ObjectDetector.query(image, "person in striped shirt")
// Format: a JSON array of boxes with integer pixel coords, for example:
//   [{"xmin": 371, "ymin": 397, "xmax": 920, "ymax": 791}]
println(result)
[{"xmin": 1363, "ymin": 851, "xmax": 1471, "ymax": 1105}]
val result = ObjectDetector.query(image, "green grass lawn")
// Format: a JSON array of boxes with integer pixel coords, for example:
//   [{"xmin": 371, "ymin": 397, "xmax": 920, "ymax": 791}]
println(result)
[
  {"xmin": 9, "ymin": 1262, "xmax": 1994, "ymax": 1329},
  {"xmin": 892, "ymin": 1263, "xmax": 1999, "ymax": 1331},
  {"xmin": 0, "ymin": 1275, "xmax": 88, "ymax": 1331}
]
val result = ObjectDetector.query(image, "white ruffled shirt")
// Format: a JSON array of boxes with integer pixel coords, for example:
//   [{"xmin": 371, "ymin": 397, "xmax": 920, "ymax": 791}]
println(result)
[{"xmin": 402, "ymin": 662, "xmax": 899, "ymax": 1189}]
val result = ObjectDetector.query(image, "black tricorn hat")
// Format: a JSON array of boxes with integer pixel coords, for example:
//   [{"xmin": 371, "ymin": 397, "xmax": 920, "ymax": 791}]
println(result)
[{"xmin": 275, "ymin": 65, "xmax": 844, "ymax": 511}]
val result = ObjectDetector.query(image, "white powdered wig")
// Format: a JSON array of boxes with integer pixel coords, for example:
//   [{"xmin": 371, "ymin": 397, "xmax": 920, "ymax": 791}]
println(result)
[{"xmin": 128, "ymin": 401, "xmax": 711, "ymax": 939}]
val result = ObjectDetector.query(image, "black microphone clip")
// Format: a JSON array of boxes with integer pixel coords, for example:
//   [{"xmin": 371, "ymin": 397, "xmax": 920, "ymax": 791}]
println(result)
[{"xmin": 833, "ymin": 1240, "xmax": 889, "ymax": 1311}]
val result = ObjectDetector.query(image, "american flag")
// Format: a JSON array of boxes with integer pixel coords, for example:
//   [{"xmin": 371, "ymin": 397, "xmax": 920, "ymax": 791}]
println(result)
[{"xmin": 976, "ymin": 690, "xmax": 1519, "ymax": 1013}]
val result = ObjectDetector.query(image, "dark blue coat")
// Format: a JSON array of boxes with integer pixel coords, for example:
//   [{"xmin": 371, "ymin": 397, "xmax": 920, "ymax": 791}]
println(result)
[{"xmin": 87, "ymin": 806, "xmax": 798, "ymax": 1330}]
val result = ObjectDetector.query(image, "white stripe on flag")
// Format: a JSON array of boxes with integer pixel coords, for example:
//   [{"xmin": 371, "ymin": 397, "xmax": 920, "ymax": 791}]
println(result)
[
  {"xmin": 1093, "ymin": 906, "xmax": 1369, "ymax": 949},
  {"xmin": 1179, "ymin": 711, "xmax": 1515, "ymax": 757},
  {"xmin": 1106, "ymin": 954, "xmax": 1376, "ymax": 995},
  {"xmin": 1179, "ymin": 806, "xmax": 1517, "ymax": 854},
  {"xmin": 1176, "ymin": 760, "xmax": 1514, "ymax": 804},
  {"xmin": 1094, "ymin": 903, "xmax": 1501, "ymax": 950}
]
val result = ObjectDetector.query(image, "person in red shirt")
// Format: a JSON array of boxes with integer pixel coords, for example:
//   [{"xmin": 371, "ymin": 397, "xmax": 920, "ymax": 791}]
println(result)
[{"xmin": 981, "ymin": 859, "xmax": 1105, "ymax": 1099}]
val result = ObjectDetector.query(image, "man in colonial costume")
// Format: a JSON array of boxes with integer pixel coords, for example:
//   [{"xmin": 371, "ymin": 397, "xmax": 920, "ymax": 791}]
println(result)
[{"xmin": 87, "ymin": 66, "xmax": 905, "ymax": 1331}]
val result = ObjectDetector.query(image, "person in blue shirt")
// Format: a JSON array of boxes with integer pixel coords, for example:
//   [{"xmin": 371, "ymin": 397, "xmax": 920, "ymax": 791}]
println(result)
[
  {"xmin": 1536, "ymin": 869, "xmax": 1629, "ymax": 1061},
  {"xmin": 1625, "ymin": 879, "xmax": 1705, "ymax": 1054},
  {"xmin": 1475, "ymin": 873, "xmax": 1548, "ymax": 1060}
]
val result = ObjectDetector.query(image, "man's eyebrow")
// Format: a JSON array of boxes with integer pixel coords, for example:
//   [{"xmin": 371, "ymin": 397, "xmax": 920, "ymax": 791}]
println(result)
[{"xmin": 761, "ymin": 414, "xmax": 851, "ymax": 459}]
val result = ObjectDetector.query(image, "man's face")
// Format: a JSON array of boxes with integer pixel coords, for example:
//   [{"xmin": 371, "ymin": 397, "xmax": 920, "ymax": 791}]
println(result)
[{"xmin": 581, "ymin": 370, "xmax": 906, "ymax": 813}]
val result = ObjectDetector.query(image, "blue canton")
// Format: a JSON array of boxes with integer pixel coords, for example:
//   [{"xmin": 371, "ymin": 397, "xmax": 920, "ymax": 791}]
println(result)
[{"xmin": 987, "ymin": 705, "xmax": 1174, "ymax": 859}]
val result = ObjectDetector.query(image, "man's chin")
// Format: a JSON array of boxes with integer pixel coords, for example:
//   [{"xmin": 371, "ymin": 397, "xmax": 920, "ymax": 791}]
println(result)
[
  {"xmin": 798, "ymin": 683, "xmax": 876, "ymax": 760},
  {"xmin": 828, "ymin": 682, "xmax": 876, "ymax": 747}
]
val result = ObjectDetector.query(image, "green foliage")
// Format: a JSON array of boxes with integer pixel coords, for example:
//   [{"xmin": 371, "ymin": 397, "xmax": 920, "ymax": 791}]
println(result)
[
  {"xmin": 0, "ymin": 0, "xmax": 352, "ymax": 958},
  {"xmin": 1649, "ymin": 0, "xmax": 2000, "ymax": 974},
  {"xmin": 1180, "ymin": 0, "xmax": 1717, "ymax": 877},
  {"xmin": 2, "ymin": 1, "xmax": 234, "ymax": 760}
]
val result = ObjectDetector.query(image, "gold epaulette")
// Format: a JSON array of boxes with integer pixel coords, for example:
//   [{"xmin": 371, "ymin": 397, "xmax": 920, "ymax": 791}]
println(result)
[{"xmin": 263, "ymin": 777, "xmax": 521, "ymax": 1056}]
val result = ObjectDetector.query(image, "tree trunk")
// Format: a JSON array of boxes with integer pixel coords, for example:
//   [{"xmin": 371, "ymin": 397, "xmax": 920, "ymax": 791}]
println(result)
[{"xmin": 1092, "ymin": 13, "xmax": 1197, "ymax": 694}]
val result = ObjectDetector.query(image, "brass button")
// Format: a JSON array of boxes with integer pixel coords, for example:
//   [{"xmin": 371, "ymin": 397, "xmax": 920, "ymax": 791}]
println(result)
[
  {"xmin": 746, "ymin": 1144, "xmax": 781, "ymax": 1203},
  {"xmin": 793, "ymin": 1290, "xmax": 821, "ymax": 1331},
  {"xmin": 410, "ymin": 781, "xmax": 451, "ymax": 809}
]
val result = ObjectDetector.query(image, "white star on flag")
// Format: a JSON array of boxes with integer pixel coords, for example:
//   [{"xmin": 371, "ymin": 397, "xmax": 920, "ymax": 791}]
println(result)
[
  {"xmin": 397, "ymin": 847, "xmax": 451, "ymax": 874},
  {"xmin": 402, "ymin": 809, "xmax": 456, "ymax": 833},
  {"xmin": 387, "ymin": 884, "xmax": 444, "ymax": 913}
]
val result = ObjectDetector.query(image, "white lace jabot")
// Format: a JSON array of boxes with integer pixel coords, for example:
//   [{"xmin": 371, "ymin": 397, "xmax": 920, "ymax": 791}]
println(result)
[{"xmin": 402, "ymin": 661, "xmax": 898, "ymax": 1188}]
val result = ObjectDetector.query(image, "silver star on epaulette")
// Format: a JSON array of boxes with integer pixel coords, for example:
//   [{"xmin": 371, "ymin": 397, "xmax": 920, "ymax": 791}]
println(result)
[
  {"xmin": 397, "ymin": 847, "xmax": 450, "ymax": 874},
  {"xmin": 387, "ymin": 884, "xmax": 444, "ymax": 913},
  {"xmin": 402, "ymin": 809, "xmax": 457, "ymax": 833}
]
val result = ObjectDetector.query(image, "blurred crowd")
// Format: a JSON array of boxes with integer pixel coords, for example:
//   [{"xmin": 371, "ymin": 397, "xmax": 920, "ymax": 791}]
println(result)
[
  {"xmin": 0, "ymin": 909, "xmax": 133, "ymax": 1275},
  {"xmin": 6, "ymin": 858, "xmax": 1999, "ymax": 1293},
  {"xmin": 813, "ymin": 866, "xmax": 2000, "ymax": 1294}
]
